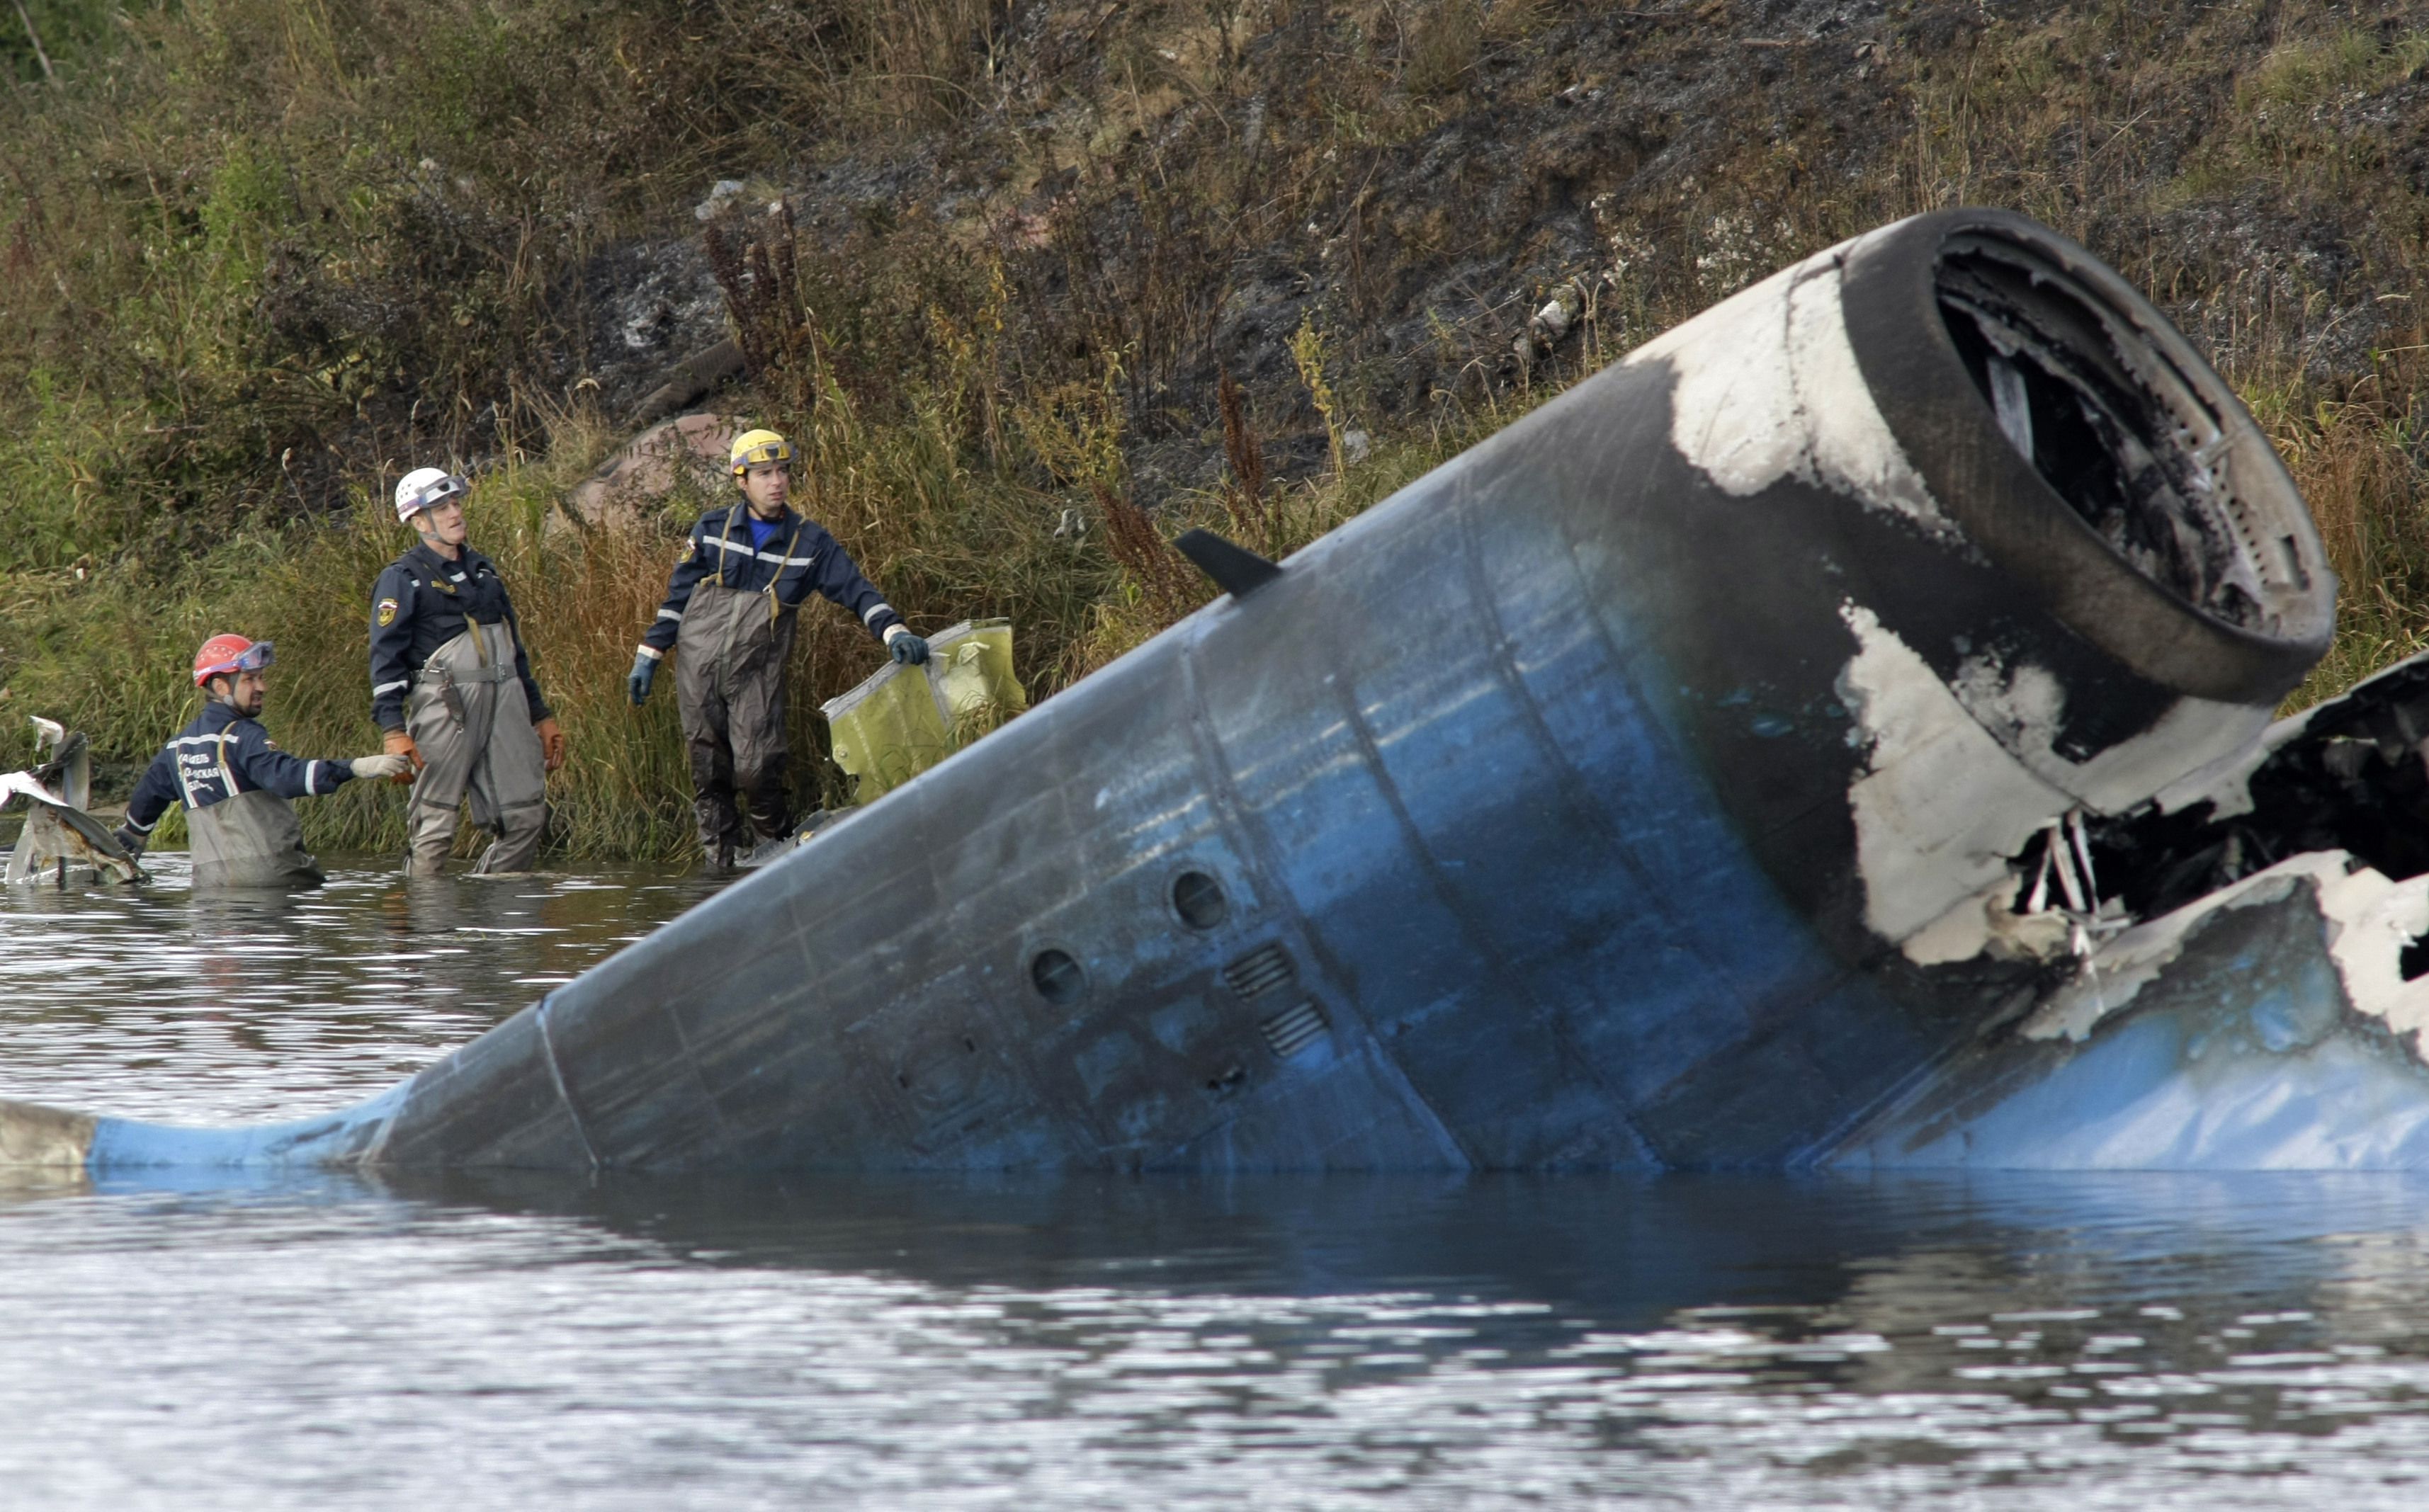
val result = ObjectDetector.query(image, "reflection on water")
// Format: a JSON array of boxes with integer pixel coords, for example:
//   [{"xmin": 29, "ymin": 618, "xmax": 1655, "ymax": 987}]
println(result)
[
  {"xmin": 6, "ymin": 867, "xmax": 2429, "ymax": 1506},
  {"xmin": 0, "ymin": 855, "xmax": 719, "ymax": 1122}
]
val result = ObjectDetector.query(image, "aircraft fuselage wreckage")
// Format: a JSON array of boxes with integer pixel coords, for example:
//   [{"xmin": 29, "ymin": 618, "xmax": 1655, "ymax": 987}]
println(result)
[{"xmin": 13, "ymin": 208, "xmax": 2428, "ymax": 1176}]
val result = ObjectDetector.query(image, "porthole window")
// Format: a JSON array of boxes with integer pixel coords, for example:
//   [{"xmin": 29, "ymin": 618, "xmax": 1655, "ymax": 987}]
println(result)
[
  {"xmin": 1031, "ymin": 948, "xmax": 1085, "ymax": 1004},
  {"xmin": 1172, "ymin": 870, "xmax": 1228, "ymax": 930}
]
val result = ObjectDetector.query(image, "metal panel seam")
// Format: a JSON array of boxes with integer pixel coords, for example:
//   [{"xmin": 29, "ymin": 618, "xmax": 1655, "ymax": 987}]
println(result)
[
  {"xmin": 534, "ymin": 995, "xmax": 604, "ymax": 1172},
  {"xmin": 1176, "ymin": 618, "xmax": 1476, "ymax": 1170},
  {"xmin": 1453, "ymin": 495, "xmax": 1668, "ymax": 1164}
]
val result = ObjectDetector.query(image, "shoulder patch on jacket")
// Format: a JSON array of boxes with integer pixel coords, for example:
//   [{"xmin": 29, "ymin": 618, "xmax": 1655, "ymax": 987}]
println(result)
[{"xmin": 376, "ymin": 598, "xmax": 399, "ymax": 627}]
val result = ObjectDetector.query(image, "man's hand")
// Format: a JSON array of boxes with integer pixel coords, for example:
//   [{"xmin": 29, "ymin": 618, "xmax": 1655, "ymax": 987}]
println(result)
[
  {"xmin": 628, "ymin": 649, "xmax": 658, "ymax": 705},
  {"xmin": 534, "ymin": 716, "xmax": 567, "ymax": 773},
  {"xmin": 888, "ymin": 631, "xmax": 929, "ymax": 667},
  {"xmin": 111, "ymin": 823, "xmax": 145, "ymax": 860},
  {"xmin": 351, "ymin": 753, "xmax": 414, "ymax": 781},
  {"xmin": 383, "ymin": 729, "xmax": 424, "ymax": 782}
]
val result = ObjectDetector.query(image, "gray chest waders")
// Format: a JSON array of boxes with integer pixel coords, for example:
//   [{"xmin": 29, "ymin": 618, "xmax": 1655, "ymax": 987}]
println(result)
[
  {"xmin": 182, "ymin": 735, "xmax": 322, "ymax": 889},
  {"xmin": 404, "ymin": 620, "xmax": 547, "ymax": 875},
  {"xmin": 674, "ymin": 525, "xmax": 803, "ymax": 857}
]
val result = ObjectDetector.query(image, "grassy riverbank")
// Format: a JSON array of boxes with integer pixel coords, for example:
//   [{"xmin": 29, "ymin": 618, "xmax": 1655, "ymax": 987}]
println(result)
[{"xmin": 4, "ymin": 1, "xmax": 2429, "ymax": 859}]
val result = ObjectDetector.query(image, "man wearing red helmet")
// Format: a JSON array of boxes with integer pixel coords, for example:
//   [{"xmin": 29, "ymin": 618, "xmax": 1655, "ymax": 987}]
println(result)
[{"xmin": 115, "ymin": 636, "xmax": 414, "ymax": 887}]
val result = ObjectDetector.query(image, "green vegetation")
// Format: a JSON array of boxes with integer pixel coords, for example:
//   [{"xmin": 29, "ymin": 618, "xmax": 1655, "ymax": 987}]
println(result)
[{"xmin": 4, "ymin": 0, "xmax": 2428, "ymax": 859}]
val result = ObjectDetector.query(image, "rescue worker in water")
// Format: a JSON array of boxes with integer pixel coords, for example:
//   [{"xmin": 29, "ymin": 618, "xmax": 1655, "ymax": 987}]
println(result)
[
  {"xmin": 114, "ymin": 637, "xmax": 414, "ymax": 887},
  {"xmin": 370, "ymin": 467, "xmax": 567, "ymax": 877},
  {"xmin": 628, "ymin": 428, "xmax": 927, "ymax": 870}
]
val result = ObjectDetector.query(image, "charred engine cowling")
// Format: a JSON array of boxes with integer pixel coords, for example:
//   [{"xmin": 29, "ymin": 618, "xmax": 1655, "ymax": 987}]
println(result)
[{"xmin": 1604, "ymin": 209, "xmax": 2333, "ymax": 979}]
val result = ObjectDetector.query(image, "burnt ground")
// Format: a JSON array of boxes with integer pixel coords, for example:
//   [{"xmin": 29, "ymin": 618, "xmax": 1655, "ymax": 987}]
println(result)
[{"xmin": 538, "ymin": 0, "xmax": 2429, "ymax": 509}]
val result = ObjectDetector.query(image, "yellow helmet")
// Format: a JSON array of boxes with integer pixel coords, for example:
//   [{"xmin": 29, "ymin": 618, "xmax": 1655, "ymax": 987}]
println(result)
[{"xmin": 730, "ymin": 428, "xmax": 792, "ymax": 477}]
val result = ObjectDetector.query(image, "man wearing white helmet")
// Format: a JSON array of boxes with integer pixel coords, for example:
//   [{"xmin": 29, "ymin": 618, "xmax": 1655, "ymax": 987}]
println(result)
[
  {"xmin": 629, "ymin": 427, "xmax": 926, "ymax": 871},
  {"xmin": 368, "ymin": 467, "xmax": 566, "ymax": 876}
]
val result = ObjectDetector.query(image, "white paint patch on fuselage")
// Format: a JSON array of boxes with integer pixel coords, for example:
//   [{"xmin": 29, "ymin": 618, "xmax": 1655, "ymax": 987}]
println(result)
[
  {"xmin": 1949, "ymin": 652, "xmax": 2273, "ymax": 817},
  {"xmin": 1835, "ymin": 602, "xmax": 2075, "ymax": 953},
  {"xmin": 1629, "ymin": 222, "xmax": 1965, "ymax": 548}
]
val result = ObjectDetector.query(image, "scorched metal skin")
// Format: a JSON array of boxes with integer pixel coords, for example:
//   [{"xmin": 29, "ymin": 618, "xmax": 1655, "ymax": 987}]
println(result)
[{"xmin": 0, "ymin": 208, "xmax": 2347, "ymax": 1173}]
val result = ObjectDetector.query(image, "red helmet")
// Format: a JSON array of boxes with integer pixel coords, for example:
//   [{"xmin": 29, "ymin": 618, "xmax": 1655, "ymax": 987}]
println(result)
[{"xmin": 193, "ymin": 635, "xmax": 274, "ymax": 688}]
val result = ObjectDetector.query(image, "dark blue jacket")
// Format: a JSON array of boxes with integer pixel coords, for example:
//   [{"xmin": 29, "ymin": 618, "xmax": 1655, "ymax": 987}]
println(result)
[
  {"xmin": 125, "ymin": 701, "xmax": 353, "ymax": 836},
  {"xmin": 368, "ymin": 542, "xmax": 550, "ymax": 733},
  {"xmin": 640, "ymin": 505, "xmax": 902, "ymax": 656}
]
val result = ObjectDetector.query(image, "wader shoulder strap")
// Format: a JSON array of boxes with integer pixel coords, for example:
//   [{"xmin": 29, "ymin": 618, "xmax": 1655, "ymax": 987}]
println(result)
[
  {"xmin": 715, "ymin": 508, "xmax": 740, "ymax": 591},
  {"xmin": 767, "ymin": 516, "xmax": 806, "ymax": 626}
]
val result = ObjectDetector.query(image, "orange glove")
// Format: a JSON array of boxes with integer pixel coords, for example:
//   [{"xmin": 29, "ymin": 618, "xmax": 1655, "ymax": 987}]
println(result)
[
  {"xmin": 534, "ymin": 716, "xmax": 567, "ymax": 774},
  {"xmin": 382, "ymin": 729, "xmax": 424, "ymax": 782}
]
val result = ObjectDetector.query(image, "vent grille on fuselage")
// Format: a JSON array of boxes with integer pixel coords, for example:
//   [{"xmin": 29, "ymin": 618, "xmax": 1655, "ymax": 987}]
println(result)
[
  {"xmin": 1259, "ymin": 1000, "xmax": 1329, "ymax": 1059},
  {"xmin": 1223, "ymin": 943, "xmax": 1294, "ymax": 999}
]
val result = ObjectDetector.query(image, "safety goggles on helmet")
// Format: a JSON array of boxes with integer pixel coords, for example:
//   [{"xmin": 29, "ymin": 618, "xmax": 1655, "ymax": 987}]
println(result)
[
  {"xmin": 395, "ymin": 469, "xmax": 469, "ymax": 523},
  {"xmin": 730, "ymin": 433, "xmax": 792, "ymax": 473},
  {"xmin": 194, "ymin": 640, "xmax": 274, "ymax": 687}
]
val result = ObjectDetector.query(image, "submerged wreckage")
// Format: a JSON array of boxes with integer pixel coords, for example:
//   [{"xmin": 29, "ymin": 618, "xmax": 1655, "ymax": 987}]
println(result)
[
  {"xmin": 11, "ymin": 206, "xmax": 2429, "ymax": 1175},
  {"xmin": 1, "ymin": 720, "xmax": 146, "ymax": 889}
]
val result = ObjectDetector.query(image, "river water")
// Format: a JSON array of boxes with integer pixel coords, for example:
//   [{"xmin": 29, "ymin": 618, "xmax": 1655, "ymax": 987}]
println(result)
[{"xmin": 6, "ymin": 860, "xmax": 2429, "ymax": 1508}]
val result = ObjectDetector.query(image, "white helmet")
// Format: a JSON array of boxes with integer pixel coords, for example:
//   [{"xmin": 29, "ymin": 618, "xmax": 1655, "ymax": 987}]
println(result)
[{"xmin": 395, "ymin": 467, "xmax": 468, "ymax": 524}]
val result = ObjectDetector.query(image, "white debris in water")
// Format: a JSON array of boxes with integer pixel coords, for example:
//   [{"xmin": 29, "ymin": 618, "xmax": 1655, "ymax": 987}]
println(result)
[{"xmin": 1629, "ymin": 220, "xmax": 1963, "ymax": 548}]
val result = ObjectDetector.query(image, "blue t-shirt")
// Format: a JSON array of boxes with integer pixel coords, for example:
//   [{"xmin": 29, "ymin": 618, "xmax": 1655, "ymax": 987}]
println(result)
[{"xmin": 746, "ymin": 512, "xmax": 784, "ymax": 552}]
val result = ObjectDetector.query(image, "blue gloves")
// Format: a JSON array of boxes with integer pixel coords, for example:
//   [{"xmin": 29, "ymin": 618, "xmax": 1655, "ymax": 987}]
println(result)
[
  {"xmin": 628, "ymin": 649, "xmax": 658, "ymax": 705},
  {"xmin": 889, "ymin": 632, "xmax": 929, "ymax": 666}
]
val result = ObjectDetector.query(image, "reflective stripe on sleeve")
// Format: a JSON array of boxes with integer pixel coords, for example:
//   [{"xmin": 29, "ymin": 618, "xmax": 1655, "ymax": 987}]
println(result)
[
  {"xmin": 701, "ymin": 538, "xmax": 819, "ymax": 568},
  {"xmin": 865, "ymin": 602, "xmax": 895, "ymax": 627},
  {"xmin": 373, "ymin": 679, "xmax": 409, "ymax": 696}
]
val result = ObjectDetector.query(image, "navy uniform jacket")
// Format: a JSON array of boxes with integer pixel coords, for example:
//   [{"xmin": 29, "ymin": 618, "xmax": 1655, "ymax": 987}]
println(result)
[
  {"xmin": 124, "ymin": 701, "xmax": 353, "ymax": 837},
  {"xmin": 638, "ymin": 505, "xmax": 902, "ymax": 658},
  {"xmin": 368, "ymin": 542, "xmax": 550, "ymax": 734}
]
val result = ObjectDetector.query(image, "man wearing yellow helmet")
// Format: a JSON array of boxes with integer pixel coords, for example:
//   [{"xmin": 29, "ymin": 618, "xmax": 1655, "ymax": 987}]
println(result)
[{"xmin": 628, "ymin": 427, "xmax": 927, "ymax": 871}]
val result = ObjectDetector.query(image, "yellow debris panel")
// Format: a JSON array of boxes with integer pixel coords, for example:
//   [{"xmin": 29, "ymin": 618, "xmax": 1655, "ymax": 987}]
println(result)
[{"xmin": 822, "ymin": 619, "xmax": 1026, "ymax": 803}]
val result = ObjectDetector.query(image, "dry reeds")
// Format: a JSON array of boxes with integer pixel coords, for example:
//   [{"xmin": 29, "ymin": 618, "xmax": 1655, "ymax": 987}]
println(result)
[
  {"xmin": 1092, "ymin": 479, "xmax": 1198, "ymax": 630},
  {"xmin": 1217, "ymin": 367, "xmax": 1276, "ymax": 555},
  {"xmin": 705, "ymin": 202, "xmax": 818, "ymax": 418}
]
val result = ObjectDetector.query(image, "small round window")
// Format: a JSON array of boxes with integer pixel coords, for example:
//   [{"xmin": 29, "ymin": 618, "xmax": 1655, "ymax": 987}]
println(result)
[
  {"xmin": 1030, "ymin": 948, "xmax": 1085, "ymax": 1004},
  {"xmin": 1172, "ymin": 870, "xmax": 1228, "ymax": 930}
]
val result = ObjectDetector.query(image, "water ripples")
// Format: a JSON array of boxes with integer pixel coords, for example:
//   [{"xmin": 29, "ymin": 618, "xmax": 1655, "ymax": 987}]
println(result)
[
  {"xmin": 0, "ymin": 856, "xmax": 715, "ymax": 1122},
  {"xmin": 6, "ymin": 865, "xmax": 2429, "ymax": 1506}
]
